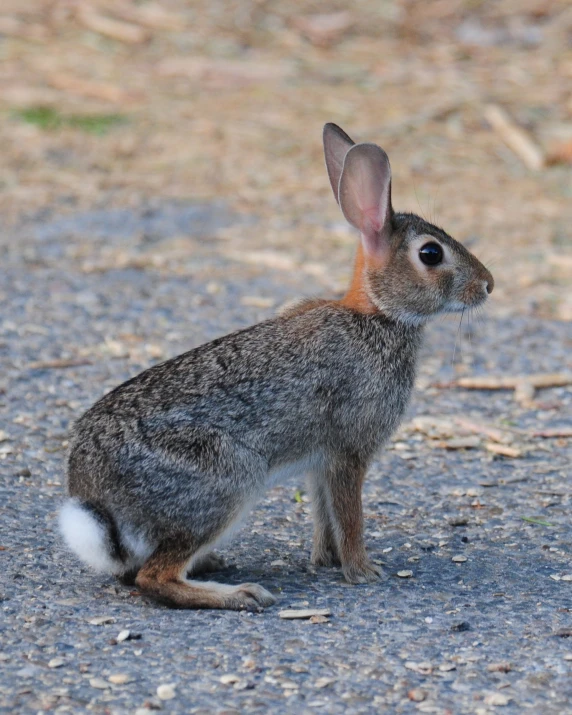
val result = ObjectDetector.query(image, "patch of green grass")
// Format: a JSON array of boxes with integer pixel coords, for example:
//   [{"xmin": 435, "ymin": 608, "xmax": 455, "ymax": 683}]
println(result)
[
  {"xmin": 521, "ymin": 516, "xmax": 555, "ymax": 527},
  {"xmin": 500, "ymin": 418, "xmax": 518, "ymax": 427},
  {"xmin": 15, "ymin": 106, "xmax": 126, "ymax": 135},
  {"xmin": 294, "ymin": 489, "xmax": 304, "ymax": 504}
]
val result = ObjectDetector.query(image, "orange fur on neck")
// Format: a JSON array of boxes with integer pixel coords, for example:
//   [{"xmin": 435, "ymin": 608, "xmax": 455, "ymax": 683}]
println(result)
[{"xmin": 339, "ymin": 243, "xmax": 380, "ymax": 314}]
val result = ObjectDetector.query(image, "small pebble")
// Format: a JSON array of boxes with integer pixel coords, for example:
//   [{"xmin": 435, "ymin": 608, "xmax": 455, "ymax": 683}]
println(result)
[
  {"xmin": 309, "ymin": 615, "xmax": 329, "ymax": 624},
  {"xmin": 89, "ymin": 677, "xmax": 110, "ymax": 690},
  {"xmin": 157, "ymin": 683, "xmax": 176, "ymax": 700},
  {"xmin": 561, "ymin": 574, "xmax": 572, "ymax": 581},
  {"xmin": 484, "ymin": 692, "xmax": 510, "ymax": 706},
  {"xmin": 397, "ymin": 570, "xmax": 413, "ymax": 578},
  {"xmin": 449, "ymin": 516, "xmax": 469, "ymax": 527},
  {"xmin": 279, "ymin": 680, "xmax": 298, "ymax": 690},
  {"xmin": 408, "ymin": 687, "xmax": 426, "ymax": 702},
  {"xmin": 563, "ymin": 654, "xmax": 572, "ymax": 661},
  {"xmin": 48, "ymin": 658, "xmax": 64, "ymax": 669},
  {"xmin": 314, "ymin": 677, "xmax": 336, "ymax": 688},
  {"xmin": 405, "ymin": 661, "xmax": 432, "ymax": 674},
  {"xmin": 116, "ymin": 629, "xmax": 131, "ymax": 642},
  {"xmin": 240, "ymin": 295, "xmax": 275, "ymax": 308},
  {"xmin": 487, "ymin": 662, "xmax": 511, "ymax": 673},
  {"xmin": 220, "ymin": 674, "xmax": 240, "ymax": 685},
  {"xmin": 234, "ymin": 680, "xmax": 254, "ymax": 691},
  {"xmin": 89, "ymin": 616, "xmax": 115, "ymax": 626},
  {"xmin": 451, "ymin": 621, "xmax": 471, "ymax": 632},
  {"xmin": 439, "ymin": 663, "xmax": 456, "ymax": 672},
  {"xmin": 108, "ymin": 673, "xmax": 132, "ymax": 684},
  {"xmin": 452, "ymin": 555, "xmax": 468, "ymax": 563}
]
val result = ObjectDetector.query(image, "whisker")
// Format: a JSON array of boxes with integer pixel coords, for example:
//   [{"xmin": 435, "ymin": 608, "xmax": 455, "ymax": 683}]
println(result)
[
  {"xmin": 476, "ymin": 251, "xmax": 502, "ymax": 271},
  {"xmin": 472, "ymin": 303, "xmax": 490, "ymax": 333},
  {"xmin": 451, "ymin": 307, "xmax": 465, "ymax": 366},
  {"xmin": 465, "ymin": 308, "xmax": 472, "ymax": 351}
]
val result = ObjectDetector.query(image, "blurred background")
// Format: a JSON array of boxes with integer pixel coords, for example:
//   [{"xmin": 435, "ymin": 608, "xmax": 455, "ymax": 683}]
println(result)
[{"xmin": 1, "ymin": 0, "xmax": 571, "ymax": 321}]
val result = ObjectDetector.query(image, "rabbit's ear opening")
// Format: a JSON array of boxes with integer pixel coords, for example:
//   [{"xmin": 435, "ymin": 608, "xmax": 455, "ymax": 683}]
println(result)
[
  {"xmin": 323, "ymin": 123, "xmax": 355, "ymax": 204},
  {"xmin": 338, "ymin": 143, "xmax": 393, "ymax": 260}
]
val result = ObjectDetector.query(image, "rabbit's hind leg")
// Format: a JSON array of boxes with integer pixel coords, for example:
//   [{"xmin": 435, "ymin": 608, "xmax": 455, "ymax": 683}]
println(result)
[
  {"xmin": 187, "ymin": 551, "xmax": 226, "ymax": 576},
  {"xmin": 135, "ymin": 537, "xmax": 275, "ymax": 611}
]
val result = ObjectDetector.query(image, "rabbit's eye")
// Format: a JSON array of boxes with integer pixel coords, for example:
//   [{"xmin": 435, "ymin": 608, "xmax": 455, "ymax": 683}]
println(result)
[{"xmin": 419, "ymin": 242, "xmax": 443, "ymax": 266}]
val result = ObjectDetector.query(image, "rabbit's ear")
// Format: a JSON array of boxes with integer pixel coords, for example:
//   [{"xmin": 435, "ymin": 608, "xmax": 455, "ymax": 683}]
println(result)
[
  {"xmin": 323, "ymin": 123, "xmax": 355, "ymax": 203},
  {"xmin": 339, "ymin": 143, "xmax": 393, "ymax": 259}
]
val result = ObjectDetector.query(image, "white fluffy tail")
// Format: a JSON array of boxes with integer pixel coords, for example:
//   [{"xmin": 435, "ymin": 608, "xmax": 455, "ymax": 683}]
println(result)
[{"xmin": 59, "ymin": 498, "xmax": 126, "ymax": 575}]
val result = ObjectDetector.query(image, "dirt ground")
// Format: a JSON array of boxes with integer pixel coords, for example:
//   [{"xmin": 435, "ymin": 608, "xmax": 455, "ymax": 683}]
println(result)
[
  {"xmin": 1, "ymin": 2, "xmax": 572, "ymax": 714},
  {"xmin": 1, "ymin": 0, "xmax": 571, "ymax": 318}
]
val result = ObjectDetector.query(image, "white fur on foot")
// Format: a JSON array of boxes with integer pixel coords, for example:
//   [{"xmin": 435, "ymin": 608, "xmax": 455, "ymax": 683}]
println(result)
[{"xmin": 58, "ymin": 498, "xmax": 123, "ymax": 574}]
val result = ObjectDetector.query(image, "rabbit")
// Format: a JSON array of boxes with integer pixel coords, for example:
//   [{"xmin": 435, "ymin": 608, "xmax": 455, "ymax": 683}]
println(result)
[{"xmin": 59, "ymin": 123, "xmax": 493, "ymax": 610}]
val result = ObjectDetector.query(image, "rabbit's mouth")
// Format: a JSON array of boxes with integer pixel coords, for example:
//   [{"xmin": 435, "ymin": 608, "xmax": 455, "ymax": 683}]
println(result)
[{"xmin": 446, "ymin": 281, "xmax": 491, "ymax": 313}]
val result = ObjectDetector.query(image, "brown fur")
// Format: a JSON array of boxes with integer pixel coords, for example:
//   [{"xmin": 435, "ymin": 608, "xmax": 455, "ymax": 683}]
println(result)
[
  {"xmin": 340, "ymin": 243, "xmax": 382, "ymax": 314},
  {"xmin": 135, "ymin": 541, "xmax": 274, "ymax": 610},
  {"xmin": 279, "ymin": 297, "xmax": 333, "ymax": 318}
]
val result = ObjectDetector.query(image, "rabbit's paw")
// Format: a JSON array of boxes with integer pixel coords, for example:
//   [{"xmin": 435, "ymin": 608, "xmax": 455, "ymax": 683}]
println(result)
[
  {"xmin": 311, "ymin": 547, "xmax": 341, "ymax": 568},
  {"xmin": 228, "ymin": 583, "xmax": 276, "ymax": 611},
  {"xmin": 342, "ymin": 560, "xmax": 382, "ymax": 584}
]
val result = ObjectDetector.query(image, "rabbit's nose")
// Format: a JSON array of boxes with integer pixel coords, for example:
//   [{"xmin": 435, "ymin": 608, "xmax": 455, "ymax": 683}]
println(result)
[{"xmin": 484, "ymin": 270, "xmax": 494, "ymax": 294}]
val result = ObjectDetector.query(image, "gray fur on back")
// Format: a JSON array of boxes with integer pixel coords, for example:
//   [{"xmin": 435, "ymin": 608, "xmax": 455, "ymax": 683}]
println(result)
[{"xmin": 67, "ymin": 304, "xmax": 422, "ymax": 542}]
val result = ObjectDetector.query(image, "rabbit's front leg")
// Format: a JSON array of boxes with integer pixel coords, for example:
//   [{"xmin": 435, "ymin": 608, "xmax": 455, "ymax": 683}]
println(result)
[
  {"xmin": 322, "ymin": 457, "xmax": 381, "ymax": 584},
  {"xmin": 309, "ymin": 474, "xmax": 341, "ymax": 567}
]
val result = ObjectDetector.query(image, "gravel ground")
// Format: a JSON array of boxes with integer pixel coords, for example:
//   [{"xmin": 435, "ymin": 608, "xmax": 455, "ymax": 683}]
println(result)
[{"xmin": 1, "ymin": 202, "xmax": 571, "ymax": 714}]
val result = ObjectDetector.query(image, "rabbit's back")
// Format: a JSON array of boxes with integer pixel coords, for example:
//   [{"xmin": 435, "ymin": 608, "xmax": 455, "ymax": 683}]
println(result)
[{"xmin": 70, "ymin": 305, "xmax": 421, "ymax": 473}]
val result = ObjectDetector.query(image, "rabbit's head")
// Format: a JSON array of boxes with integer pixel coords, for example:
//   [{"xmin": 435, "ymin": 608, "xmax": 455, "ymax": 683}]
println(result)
[{"xmin": 323, "ymin": 123, "xmax": 493, "ymax": 325}]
